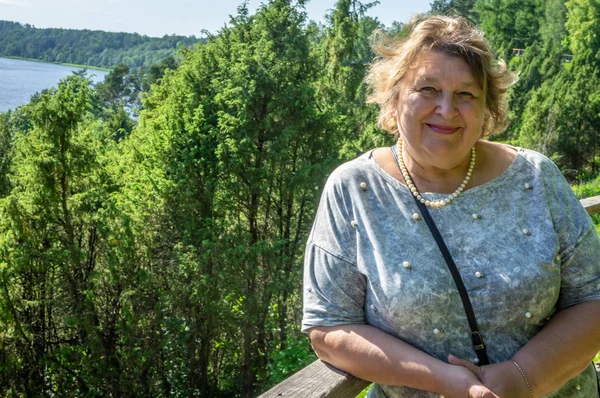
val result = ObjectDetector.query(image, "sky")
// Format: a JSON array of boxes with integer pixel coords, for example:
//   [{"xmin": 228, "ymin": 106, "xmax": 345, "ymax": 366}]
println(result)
[{"xmin": 0, "ymin": 0, "xmax": 433, "ymax": 38}]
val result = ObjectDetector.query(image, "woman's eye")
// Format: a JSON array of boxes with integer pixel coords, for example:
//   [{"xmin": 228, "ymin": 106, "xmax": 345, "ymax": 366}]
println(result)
[
  {"xmin": 420, "ymin": 87, "xmax": 437, "ymax": 93},
  {"xmin": 458, "ymin": 92, "xmax": 474, "ymax": 98}
]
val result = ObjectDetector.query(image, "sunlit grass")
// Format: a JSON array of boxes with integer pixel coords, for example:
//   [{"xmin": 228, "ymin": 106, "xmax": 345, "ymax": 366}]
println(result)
[{"xmin": 356, "ymin": 385, "xmax": 371, "ymax": 398}]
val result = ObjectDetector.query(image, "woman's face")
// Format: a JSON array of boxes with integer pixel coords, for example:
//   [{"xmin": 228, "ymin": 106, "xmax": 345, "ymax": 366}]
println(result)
[{"xmin": 394, "ymin": 50, "xmax": 486, "ymax": 171}]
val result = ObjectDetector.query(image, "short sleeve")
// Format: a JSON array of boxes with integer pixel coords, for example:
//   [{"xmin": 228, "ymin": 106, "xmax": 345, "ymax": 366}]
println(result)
[
  {"xmin": 301, "ymin": 243, "xmax": 366, "ymax": 333},
  {"xmin": 544, "ymin": 162, "xmax": 600, "ymax": 309},
  {"xmin": 301, "ymin": 165, "xmax": 366, "ymax": 333}
]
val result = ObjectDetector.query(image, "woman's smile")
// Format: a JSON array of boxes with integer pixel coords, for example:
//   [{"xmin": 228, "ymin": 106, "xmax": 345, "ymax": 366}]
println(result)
[{"xmin": 425, "ymin": 123, "xmax": 460, "ymax": 135}]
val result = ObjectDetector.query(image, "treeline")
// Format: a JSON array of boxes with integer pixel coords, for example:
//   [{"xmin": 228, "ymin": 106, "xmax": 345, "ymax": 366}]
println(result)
[
  {"xmin": 0, "ymin": 0, "xmax": 599, "ymax": 397},
  {"xmin": 0, "ymin": 20, "xmax": 201, "ymax": 70}
]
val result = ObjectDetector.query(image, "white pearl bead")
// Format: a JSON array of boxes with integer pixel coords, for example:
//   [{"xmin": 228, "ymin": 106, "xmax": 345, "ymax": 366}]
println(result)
[
  {"xmin": 475, "ymin": 271, "xmax": 484, "ymax": 278},
  {"xmin": 524, "ymin": 183, "xmax": 532, "ymax": 189},
  {"xmin": 412, "ymin": 213, "xmax": 421, "ymax": 221},
  {"xmin": 403, "ymin": 261, "xmax": 411, "ymax": 269},
  {"xmin": 396, "ymin": 139, "xmax": 475, "ymax": 209},
  {"xmin": 351, "ymin": 220, "xmax": 358, "ymax": 227},
  {"xmin": 473, "ymin": 358, "xmax": 480, "ymax": 364},
  {"xmin": 433, "ymin": 328, "xmax": 441, "ymax": 335},
  {"xmin": 576, "ymin": 385, "xmax": 581, "ymax": 391},
  {"xmin": 360, "ymin": 182, "xmax": 367, "ymax": 190},
  {"xmin": 522, "ymin": 228, "xmax": 530, "ymax": 235},
  {"xmin": 525, "ymin": 311, "xmax": 532, "ymax": 318},
  {"xmin": 472, "ymin": 213, "xmax": 480, "ymax": 220}
]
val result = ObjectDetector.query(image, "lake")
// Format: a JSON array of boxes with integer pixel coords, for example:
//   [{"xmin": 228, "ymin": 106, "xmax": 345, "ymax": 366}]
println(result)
[{"xmin": 0, "ymin": 57, "xmax": 108, "ymax": 114}]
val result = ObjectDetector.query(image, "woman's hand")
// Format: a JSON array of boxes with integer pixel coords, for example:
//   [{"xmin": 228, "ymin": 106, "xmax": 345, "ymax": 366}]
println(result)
[
  {"xmin": 441, "ymin": 361, "xmax": 500, "ymax": 398},
  {"xmin": 448, "ymin": 354, "xmax": 530, "ymax": 398}
]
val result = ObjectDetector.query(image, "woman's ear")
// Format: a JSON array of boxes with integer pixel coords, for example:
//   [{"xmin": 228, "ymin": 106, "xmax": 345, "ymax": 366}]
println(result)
[{"xmin": 481, "ymin": 112, "xmax": 490, "ymax": 138}]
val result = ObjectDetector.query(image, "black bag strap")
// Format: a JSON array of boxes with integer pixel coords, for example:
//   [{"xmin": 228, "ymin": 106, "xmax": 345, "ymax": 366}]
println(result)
[{"xmin": 390, "ymin": 145, "xmax": 490, "ymax": 366}]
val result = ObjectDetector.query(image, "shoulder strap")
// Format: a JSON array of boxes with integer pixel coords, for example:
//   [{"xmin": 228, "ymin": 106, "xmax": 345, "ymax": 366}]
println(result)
[{"xmin": 390, "ymin": 145, "xmax": 490, "ymax": 366}]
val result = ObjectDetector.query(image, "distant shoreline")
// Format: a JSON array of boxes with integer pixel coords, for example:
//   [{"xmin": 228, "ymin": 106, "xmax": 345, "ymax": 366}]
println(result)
[{"xmin": 0, "ymin": 55, "xmax": 110, "ymax": 72}]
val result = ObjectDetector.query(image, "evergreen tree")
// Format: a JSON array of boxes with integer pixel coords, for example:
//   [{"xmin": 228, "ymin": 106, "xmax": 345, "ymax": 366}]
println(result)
[{"xmin": 0, "ymin": 75, "xmax": 124, "ymax": 394}]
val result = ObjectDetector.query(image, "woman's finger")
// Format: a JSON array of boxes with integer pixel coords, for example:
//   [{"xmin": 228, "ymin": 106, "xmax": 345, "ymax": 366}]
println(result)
[
  {"xmin": 469, "ymin": 385, "xmax": 500, "ymax": 398},
  {"xmin": 448, "ymin": 354, "xmax": 481, "ymax": 378}
]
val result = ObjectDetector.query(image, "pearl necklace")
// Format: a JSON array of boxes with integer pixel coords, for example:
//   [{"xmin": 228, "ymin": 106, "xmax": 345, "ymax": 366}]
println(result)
[{"xmin": 397, "ymin": 139, "xmax": 476, "ymax": 209}]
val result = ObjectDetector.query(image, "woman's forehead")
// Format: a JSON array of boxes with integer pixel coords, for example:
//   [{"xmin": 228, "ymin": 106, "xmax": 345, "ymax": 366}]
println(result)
[{"xmin": 405, "ymin": 51, "xmax": 480, "ymax": 87}]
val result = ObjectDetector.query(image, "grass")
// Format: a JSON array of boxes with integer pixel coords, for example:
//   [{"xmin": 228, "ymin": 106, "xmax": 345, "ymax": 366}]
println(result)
[
  {"xmin": 572, "ymin": 175, "xmax": 600, "ymax": 234},
  {"xmin": 356, "ymin": 385, "xmax": 371, "ymax": 398}
]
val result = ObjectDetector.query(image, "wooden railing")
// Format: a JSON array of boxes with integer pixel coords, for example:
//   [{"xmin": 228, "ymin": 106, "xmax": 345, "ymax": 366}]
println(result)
[{"xmin": 259, "ymin": 194, "xmax": 600, "ymax": 398}]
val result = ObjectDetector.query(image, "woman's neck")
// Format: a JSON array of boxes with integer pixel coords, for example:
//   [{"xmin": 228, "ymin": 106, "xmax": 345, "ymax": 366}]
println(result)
[{"xmin": 400, "ymin": 143, "xmax": 475, "ymax": 194}]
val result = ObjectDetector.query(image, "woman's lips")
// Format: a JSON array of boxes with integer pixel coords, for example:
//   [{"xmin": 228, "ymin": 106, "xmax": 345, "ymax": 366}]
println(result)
[{"xmin": 426, "ymin": 123, "xmax": 460, "ymax": 134}]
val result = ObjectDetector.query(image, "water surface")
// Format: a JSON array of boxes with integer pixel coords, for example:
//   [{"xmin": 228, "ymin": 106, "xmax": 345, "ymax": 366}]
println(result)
[{"xmin": 0, "ymin": 57, "xmax": 108, "ymax": 113}]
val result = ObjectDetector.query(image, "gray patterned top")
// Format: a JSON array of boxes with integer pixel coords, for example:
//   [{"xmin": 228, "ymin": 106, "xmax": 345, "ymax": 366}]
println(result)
[{"xmin": 302, "ymin": 146, "xmax": 600, "ymax": 397}]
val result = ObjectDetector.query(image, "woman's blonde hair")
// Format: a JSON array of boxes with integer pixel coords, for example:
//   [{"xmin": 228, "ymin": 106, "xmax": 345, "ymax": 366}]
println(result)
[{"xmin": 366, "ymin": 14, "xmax": 518, "ymax": 137}]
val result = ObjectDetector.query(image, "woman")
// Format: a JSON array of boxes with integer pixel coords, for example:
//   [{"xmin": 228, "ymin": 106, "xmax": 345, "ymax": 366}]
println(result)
[{"xmin": 302, "ymin": 15, "xmax": 600, "ymax": 398}]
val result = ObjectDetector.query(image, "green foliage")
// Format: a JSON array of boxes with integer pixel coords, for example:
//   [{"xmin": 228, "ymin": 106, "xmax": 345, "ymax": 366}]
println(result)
[
  {"xmin": 0, "ymin": 74, "xmax": 126, "ymax": 395},
  {"xmin": 265, "ymin": 334, "xmax": 317, "ymax": 385},
  {"xmin": 572, "ymin": 176, "xmax": 600, "ymax": 233},
  {"xmin": 565, "ymin": 0, "xmax": 600, "ymax": 67},
  {"xmin": 0, "ymin": 20, "xmax": 199, "ymax": 70},
  {"xmin": 2, "ymin": 0, "xmax": 600, "ymax": 396},
  {"xmin": 513, "ymin": 0, "xmax": 600, "ymax": 178},
  {"xmin": 572, "ymin": 174, "xmax": 600, "ymax": 199},
  {"xmin": 356, "ymin": 384, "xmax": 373, "ymax": 398},
  {"xmin": 430, "ymin": 0, "xmax": 478, "ymax": 22},
  {"xmin": 475, "ymin": 0, "xmax": 544, "ymax": 60}
]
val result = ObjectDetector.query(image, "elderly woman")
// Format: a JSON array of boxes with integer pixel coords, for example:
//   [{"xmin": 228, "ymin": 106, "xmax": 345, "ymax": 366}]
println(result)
[{"xmin": 302, "ymin": 15, "xmax": 600, "ymax": 398}]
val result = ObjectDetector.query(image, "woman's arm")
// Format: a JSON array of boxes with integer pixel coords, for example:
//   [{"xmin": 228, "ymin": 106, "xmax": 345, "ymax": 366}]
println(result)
[
  {"xmin": 451, "ymin": 299, "xmax": 600, "ymax": 397},
  {"xmin": 512, "ymin": 299, "xmax": 600, "ymax": 396},
  {"xmin": 308, "ymin": 324, "xmax": 500, "ymax": 398}
]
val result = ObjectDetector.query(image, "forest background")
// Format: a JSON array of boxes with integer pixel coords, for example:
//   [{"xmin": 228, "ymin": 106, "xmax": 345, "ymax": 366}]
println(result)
[{"xmin": 1, "ymin": 0, "xmax": 600, "ymax": 396}]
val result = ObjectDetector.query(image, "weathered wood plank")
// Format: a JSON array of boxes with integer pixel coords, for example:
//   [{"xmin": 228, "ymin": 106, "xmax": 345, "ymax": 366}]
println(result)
[
  {"xmin": 258, "ymin": 360, "xmax": 370, "ymax": 398},
  {"xmin": 259, "ymin": 194, "xmax": 600, "ymax": 397},
  {"xmin": 581, "ymin": 195, "xmax": 600, "ymax": 215}
]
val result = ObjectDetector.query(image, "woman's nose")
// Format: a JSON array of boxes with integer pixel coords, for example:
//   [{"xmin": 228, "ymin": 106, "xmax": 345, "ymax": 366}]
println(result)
[{"xmin": 435, "ymin": 93, "xmax": 458, "ymax": 119}]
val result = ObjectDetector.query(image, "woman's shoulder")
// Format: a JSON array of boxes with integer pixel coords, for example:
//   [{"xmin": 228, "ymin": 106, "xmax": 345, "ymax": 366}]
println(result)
[
  {"xmin": 481, "ymin": 141, "xmax": 561, "ymax": 177},
  {"xmin": 325, "ymin": 149, "xmax": 379, "ymax": 186}
]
